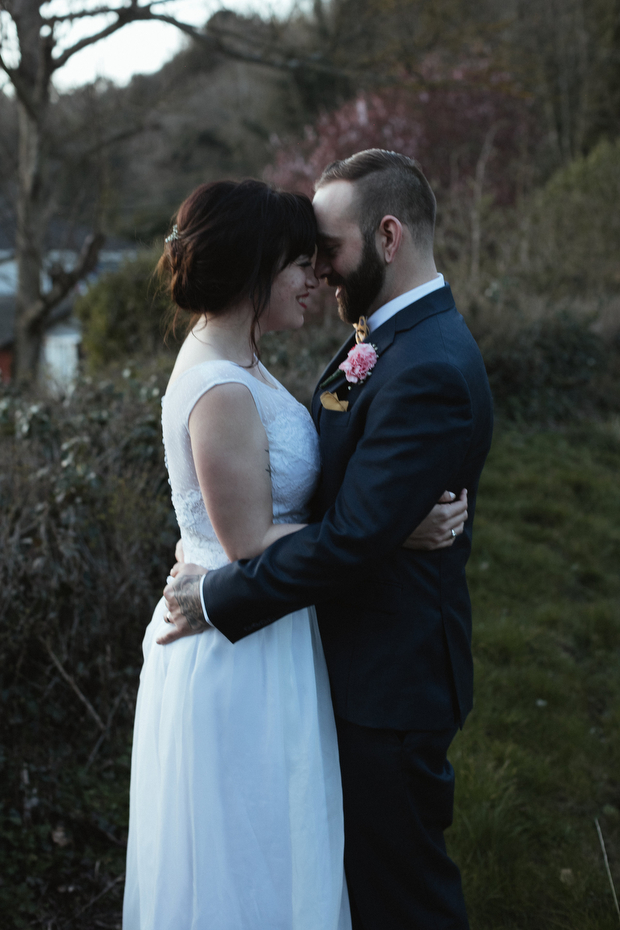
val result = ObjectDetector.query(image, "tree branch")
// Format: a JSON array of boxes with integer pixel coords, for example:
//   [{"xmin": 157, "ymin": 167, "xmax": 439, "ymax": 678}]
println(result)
[
  {"xmin": 204, "ymin": 20, "xmax": 429, "ymax": 86},
  {"xmin": 47, "ymin": 4, "xmax": 394, "ymax": 85},
  {"xmin": 44, "ymin": 0, "xmax": 171, "ymax": 25},
  {"xmin": 0, "ymin": 46, "xmax": 28, "ymax": 105},
  {"xmin": 51, "ymin": 8, "xmax": 150, "ymax": 71},
  {"xmin": 0, "ymin": 47, "xmax": 39, "ymax": 117},
  {"xmin": 84, "ymin": 683, "xmax": 128, "ymax": 771},
  {"xmin": 43, "ymin": 640, "xmax": 106, "ymax": 732},
  {"xmin": 470, "ymin": 122, "xmax": 502, "ymax": 286},
  {"xmin": 44, "ymin": 231, "xmax": 105, "ymax": 308},
  {"xmin": 67, "ymin": 873, "xmax": 125, "ymax": 923},
  {"xmin": 23, "ymin": 231, "xmax": 105, "ymax": 330},
  {"xmin": 78, "ymin": 121, "xmax": 161, "ymax": 160}
]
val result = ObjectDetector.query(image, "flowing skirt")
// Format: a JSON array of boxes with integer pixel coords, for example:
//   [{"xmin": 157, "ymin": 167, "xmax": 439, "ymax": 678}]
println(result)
[{"xmin": 123, "ymin": 597, "xmax": 350, "ymax": 930}]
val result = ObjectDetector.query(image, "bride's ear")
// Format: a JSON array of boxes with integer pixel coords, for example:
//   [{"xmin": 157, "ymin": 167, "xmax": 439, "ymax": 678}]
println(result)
[{"xmin": 377, "ymin": 216, "xmax": 403, "ymax": 264}]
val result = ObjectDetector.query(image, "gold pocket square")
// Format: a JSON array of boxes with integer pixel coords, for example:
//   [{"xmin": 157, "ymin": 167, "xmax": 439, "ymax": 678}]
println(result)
[{"xmin": 320, "ymin": 391, "xmax": 349, "ymax": 412}]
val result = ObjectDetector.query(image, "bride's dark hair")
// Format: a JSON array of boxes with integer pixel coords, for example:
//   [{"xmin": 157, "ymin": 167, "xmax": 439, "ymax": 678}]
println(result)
[{"xmin": 159, "ymin": 179, "xmax": 316, "ymax": 352}]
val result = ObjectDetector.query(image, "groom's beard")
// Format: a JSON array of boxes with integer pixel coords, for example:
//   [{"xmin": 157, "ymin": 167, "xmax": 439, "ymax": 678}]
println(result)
[{"xmin": 335, "ymin": 234, "xmax": 385, "ymax": 325}]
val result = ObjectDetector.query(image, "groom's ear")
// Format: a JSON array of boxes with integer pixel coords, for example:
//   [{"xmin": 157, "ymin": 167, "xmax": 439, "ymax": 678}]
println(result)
[{"xmin": 377, "ymin": 215, "xmax": 403, "ymax": 264}]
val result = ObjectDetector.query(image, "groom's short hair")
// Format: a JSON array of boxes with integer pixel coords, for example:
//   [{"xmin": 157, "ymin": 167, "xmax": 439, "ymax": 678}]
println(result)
[{"xmin": 316, "ymin": 149, "xmax": 436, "ymax": 251}]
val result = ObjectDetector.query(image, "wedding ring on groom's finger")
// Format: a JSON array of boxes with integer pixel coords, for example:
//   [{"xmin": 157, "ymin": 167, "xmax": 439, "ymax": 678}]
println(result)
[{"xmin": 451, "ymin": 529, "xmax": 457, "ymax": 538}]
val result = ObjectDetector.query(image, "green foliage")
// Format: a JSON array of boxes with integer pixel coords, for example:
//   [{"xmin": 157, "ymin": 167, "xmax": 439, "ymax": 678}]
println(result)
[
  {"xmin": 476, "ymin": 309, "xmax": 620, "ymax": 422},
  {"xmin": 448, "ymin": 423, "xmax": 620, "ymax": 929},
  {"xmin": 74, "ymin": 251, "xmax": 178, "ymax": 370},
  {"xmin": 532, "ymin": 139, "xmax": 620, "ymax": 295},
  {"xmin": 0, "ymin": 368, "xmax": 177, "ymax": 926}
]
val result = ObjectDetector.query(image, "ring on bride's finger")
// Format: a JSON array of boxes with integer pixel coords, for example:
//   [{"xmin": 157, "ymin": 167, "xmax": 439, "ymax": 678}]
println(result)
[
  {"xmin": 165, "ymin": 611, "xmax": 173, "ymax": 624},
  {"xmin": 451, "ymin": 529, "xmax": 457, "ymax": 538}
]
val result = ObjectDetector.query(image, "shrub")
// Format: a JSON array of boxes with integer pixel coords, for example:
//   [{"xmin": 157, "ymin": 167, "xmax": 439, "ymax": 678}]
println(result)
[
  {"xmin": 476, "ymin": 308, "xmax": 620, "ymax": 422},
  {"xmin": 0, "ymin": 370, "xmax": 177, "ymax": 926},
  {"xmin": 531, "ymin": 138, "xmax": 620, "ymax": 296},
  {"xmin": 75, "ymin": 251, "xmax": 179, "ymax": 371}
]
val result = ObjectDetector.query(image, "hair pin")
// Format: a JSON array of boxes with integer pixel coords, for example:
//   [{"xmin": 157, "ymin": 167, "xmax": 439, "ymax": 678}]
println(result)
[{"xmin": 165, "ymin": 224, "xmax": 179, "ymax": 243}]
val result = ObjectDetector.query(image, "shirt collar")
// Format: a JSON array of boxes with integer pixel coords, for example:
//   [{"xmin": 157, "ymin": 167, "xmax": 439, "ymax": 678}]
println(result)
[{"xmin": 367, "ymin": 274, "xmax": 445, "ymax": 333}]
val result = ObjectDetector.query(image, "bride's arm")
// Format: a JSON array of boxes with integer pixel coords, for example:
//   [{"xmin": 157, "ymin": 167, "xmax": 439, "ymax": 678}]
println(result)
[
  {"xmin": 187, "ymin": 382, "xmax": 305, "ymax": 563},
  {"xmin": 159, "ymin": 381, "xmax": 307, "ymax": 644}
]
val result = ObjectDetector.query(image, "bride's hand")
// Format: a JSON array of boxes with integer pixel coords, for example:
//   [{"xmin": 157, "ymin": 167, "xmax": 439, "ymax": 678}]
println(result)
[
  {"xmin": 402, "ymin": 489, "xmax": 468, "ymax": 550},
  {"xmin": 174, "ymin": 538, "xmax": 185, "ymax": 564},
  {"xmin": 169, "ymin": 560, "xmax": 207, "ymax": 578}
]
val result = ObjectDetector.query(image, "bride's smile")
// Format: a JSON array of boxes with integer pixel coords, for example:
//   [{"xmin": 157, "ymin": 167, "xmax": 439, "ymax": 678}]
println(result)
[{"xmin": 260, "ymin": 255, "xmax": 319, "ymax": 333}]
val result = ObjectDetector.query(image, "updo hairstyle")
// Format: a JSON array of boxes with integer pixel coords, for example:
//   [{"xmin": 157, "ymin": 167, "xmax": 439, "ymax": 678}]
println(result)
[{"xmin": 159, "ymin": 179, "xmax": 316, "ymax": 346}]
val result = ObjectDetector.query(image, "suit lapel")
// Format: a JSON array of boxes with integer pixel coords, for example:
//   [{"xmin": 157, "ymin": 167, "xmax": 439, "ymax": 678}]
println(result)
[
  {"xmin": 311, "ymin": 331, "xmax": 355, "ymax": 425},
  {"xmin": 311, "ymin": 285, "xmax": 457, "ymax": 425},
  {"xmin": 391, "ymin": 284, "xmax": 455, "ymax": 335},
  {"xmin": 367, "ymin": 312, "xmax": 397, "ymax": 356},
  {"xmin": 317, "ymin": 332, "xmax": 356, "ymax": 388}
]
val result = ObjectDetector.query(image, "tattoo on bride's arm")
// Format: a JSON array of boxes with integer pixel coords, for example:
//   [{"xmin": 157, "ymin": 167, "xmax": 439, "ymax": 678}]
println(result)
[{"xmin": 174, "ymin": 575, "xmax": 208, "ymax": 631}]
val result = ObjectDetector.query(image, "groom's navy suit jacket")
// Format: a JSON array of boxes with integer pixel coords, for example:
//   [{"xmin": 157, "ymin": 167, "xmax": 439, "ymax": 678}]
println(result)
[{"xmin": 203, "ymin": 284, "xmax": 493, "ymax": 731}]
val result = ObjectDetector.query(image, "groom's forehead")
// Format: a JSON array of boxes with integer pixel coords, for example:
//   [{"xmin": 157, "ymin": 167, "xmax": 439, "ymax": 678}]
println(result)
[{"xmin": 313, "ymin": 180, "xmax": 360, "ymax": 238}]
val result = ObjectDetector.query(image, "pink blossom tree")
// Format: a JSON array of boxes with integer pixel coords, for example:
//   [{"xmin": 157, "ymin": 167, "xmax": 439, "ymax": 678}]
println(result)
[{"xmin": 266, "ymin": 69, "xmax": 538, "ymax": 294}]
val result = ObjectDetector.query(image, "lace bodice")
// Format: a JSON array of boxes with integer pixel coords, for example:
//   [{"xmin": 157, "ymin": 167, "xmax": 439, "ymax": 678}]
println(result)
[{"xmin": 161, "ymin": 360, "xmax": 321, "ymax": 569}]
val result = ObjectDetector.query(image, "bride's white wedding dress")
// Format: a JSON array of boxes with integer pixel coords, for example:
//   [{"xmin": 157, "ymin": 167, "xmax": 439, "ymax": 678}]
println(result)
[{"xmin": 123, "ymin": 360, "xmax": 350, "ymax": 930}]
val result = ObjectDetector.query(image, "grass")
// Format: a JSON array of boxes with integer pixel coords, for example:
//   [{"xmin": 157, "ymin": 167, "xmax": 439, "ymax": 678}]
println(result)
[{"xmin": 448, "ymin": 419, "xmax": 620, "ymax": 929}]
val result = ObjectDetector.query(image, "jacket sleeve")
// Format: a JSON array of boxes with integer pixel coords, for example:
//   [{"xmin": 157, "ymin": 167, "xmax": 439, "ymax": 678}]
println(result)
[{"xmin": 203, "ymin": 361, "xmax": 474, "ymax": 642}]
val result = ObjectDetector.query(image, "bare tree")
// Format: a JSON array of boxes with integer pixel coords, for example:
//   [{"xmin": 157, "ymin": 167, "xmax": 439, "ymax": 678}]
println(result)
[
  {"xmin": 0, "ymin": 0, "xmax": 367, "ymax": 384},
  {"xmin": 508, "ymin": 0, "xmax": 620, "ymax": 166}
]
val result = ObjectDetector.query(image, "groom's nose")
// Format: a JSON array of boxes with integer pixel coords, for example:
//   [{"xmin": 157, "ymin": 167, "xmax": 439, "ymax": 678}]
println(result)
[{"xmin": 314, "ymin": 250, "xmax": 333, "ymax": 280}]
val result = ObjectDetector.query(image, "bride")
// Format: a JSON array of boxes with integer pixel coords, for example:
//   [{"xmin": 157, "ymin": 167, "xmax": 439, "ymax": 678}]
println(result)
[{"xmin": 123, "ymin": 179, "xmax": 351, "ymax": 930}]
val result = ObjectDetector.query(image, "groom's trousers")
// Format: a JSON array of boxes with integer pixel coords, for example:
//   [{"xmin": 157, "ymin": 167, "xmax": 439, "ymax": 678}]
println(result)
[{"xmin": 335, "ymin": 717, "xmax": 469, "ymax": 930}]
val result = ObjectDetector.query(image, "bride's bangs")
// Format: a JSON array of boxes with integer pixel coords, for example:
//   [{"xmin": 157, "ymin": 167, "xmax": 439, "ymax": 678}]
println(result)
[{"xmin": 280, "ymin": 195, "xmax": 317, "ymax": 266}]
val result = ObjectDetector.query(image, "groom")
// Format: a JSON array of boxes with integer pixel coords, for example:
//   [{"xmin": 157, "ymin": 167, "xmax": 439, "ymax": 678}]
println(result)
[{"xmin": 163, "ymin": 150, "xmax": 493, "ymax": 928}]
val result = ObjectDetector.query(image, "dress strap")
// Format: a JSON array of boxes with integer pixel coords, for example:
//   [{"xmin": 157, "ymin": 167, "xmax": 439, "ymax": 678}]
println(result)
[{"xmin": 164, "ymin": 360, "xmax": 265, "ymax": 431}]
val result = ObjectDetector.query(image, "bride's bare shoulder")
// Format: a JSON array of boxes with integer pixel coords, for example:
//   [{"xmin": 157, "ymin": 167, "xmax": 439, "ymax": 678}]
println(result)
[{"xmin": 167, "ymin": 332, "xmax": 225, "ymax": 392}]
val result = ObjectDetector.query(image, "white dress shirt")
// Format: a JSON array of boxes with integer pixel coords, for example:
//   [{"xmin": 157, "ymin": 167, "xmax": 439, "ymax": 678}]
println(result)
[
  {"xmin": 367, "ymin": 273, "xmax": 445, "ymax": 333},
  {"xmin": 199, "ymin": 575, "xmax": 210, "ymax": 624}
]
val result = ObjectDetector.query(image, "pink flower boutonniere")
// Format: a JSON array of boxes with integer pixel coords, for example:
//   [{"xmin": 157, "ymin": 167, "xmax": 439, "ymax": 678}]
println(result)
[{"xmin": 338, "ymin": 343, "xmax": 378, "ymax": 386}]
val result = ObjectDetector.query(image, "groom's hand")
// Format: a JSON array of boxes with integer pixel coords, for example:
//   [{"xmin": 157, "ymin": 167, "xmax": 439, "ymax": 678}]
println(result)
[
  {"xmin": 158, "ymin": 573, "xmax": 211, "ymax": 645},
  {"xmin": 403, "ymin": 489, "xmax": 468, "ymax": 550}
]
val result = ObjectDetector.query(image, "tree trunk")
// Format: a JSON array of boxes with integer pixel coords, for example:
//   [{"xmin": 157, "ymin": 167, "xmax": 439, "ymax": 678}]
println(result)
[
  {"xmin": 470, "ymin": 124, "xmax": 499, "ymax": 290},
  {"xmin": 14, "ymin": 98, "xmax": 47, "ymax": 385}
]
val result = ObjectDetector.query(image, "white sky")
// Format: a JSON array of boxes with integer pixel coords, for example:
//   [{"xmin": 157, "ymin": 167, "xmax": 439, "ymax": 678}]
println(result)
[
  {"xmin": 0, "ymin": 0, "xmax": 299, "ymax": 93},
  {"xmin": 54, "ymin": 0, "xmax": 224, "ymax": 90}
]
